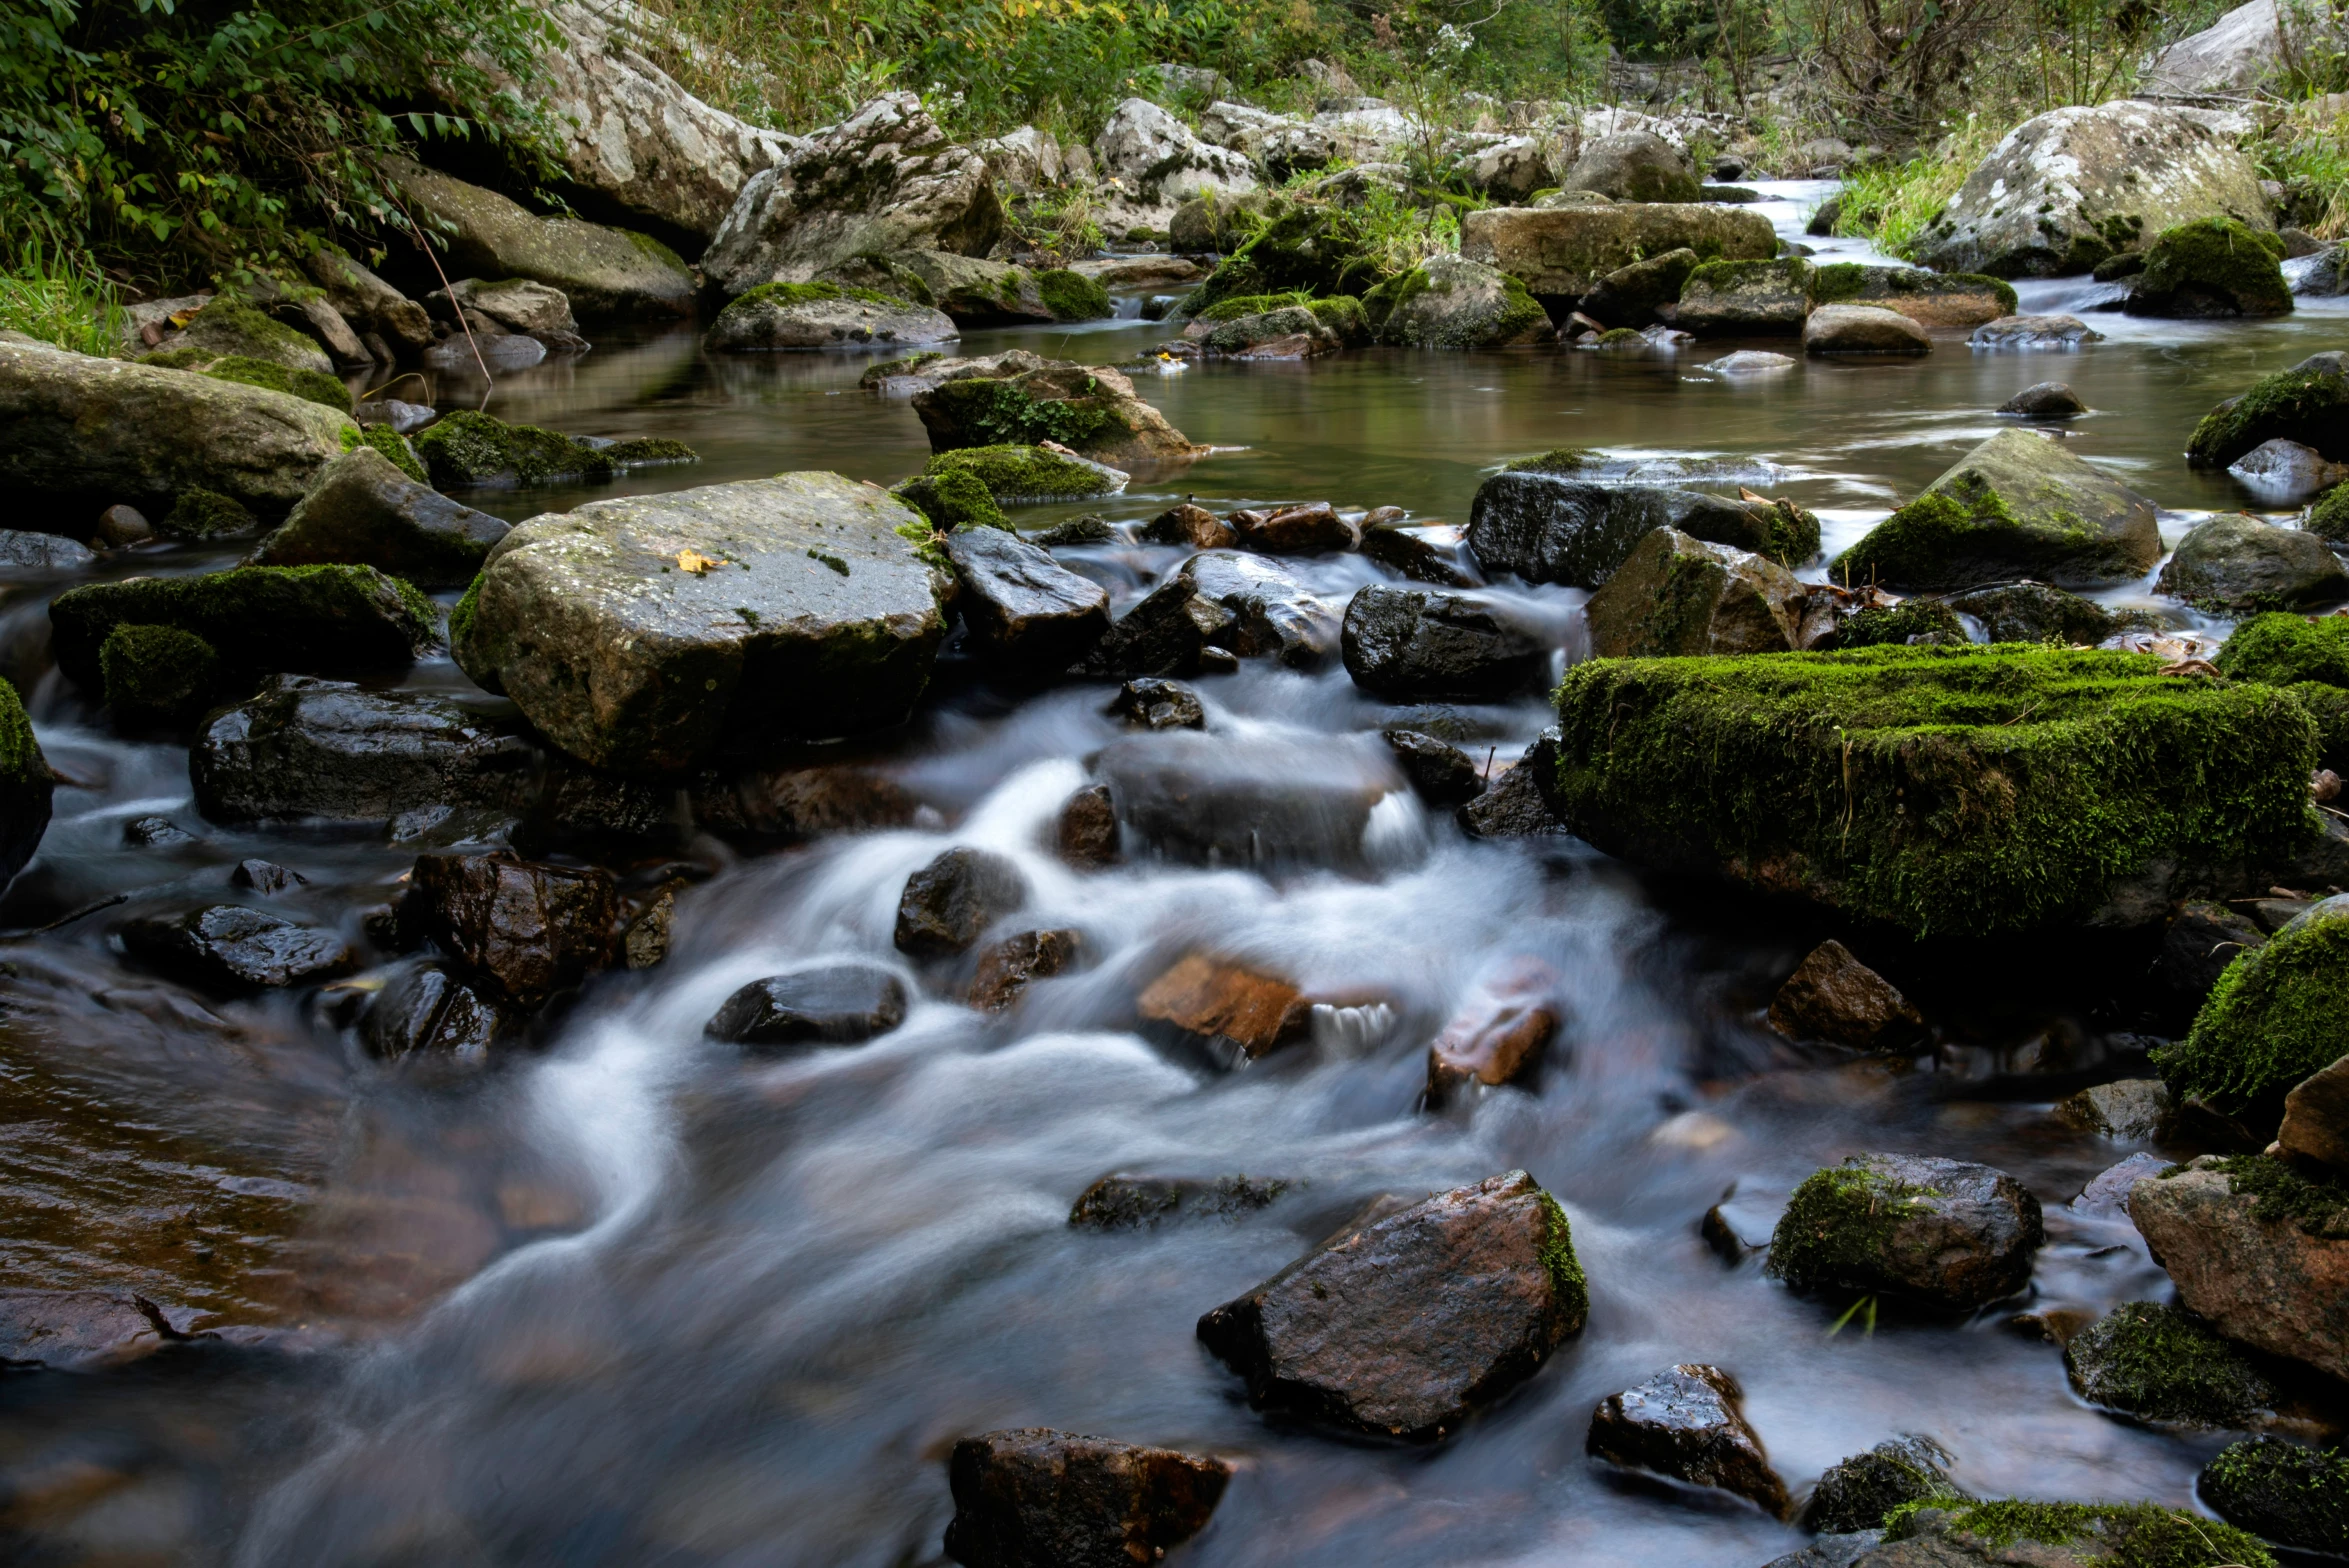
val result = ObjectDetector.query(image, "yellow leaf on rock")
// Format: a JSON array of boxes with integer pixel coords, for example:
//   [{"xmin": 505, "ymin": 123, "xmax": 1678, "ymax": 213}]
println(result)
[{"xmin": 678, "ymin": 550, "xmax": 719, "ymax": 575}]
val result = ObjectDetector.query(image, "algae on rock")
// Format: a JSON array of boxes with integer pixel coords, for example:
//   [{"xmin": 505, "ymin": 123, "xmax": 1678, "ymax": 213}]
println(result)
[
  {"xmin": 2188, "ymin": 354, "xmax": 2349, "ymax": 469},
  {"xmin": 100, "ymin": 624, "xmax": 223, "ymax": 727}
]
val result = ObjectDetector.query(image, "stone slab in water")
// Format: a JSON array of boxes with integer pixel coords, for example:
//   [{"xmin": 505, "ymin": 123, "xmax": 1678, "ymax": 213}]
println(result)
[
  {"xmin": 253, "ymin": 445, "xmax": 510, "ymax": 587},
  {"xmin": 941, "ymin": 526, "xmax": 1110, "ymax": 670},
  {"xmin": 705, "ymin": 964, "xmax": 910, "ymax": 1047},
  {"xmin": 453, "ymin": 472, "xmax": 950, "ymax": 775},
  {"xmin": 118, "ymin": 904, "xmax": 356, "ymax": 993}
]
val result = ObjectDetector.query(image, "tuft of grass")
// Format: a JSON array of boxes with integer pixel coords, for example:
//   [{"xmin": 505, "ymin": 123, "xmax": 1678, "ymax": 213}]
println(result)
[
  {"xmin": 1833, "ymin": 115, "xmax": 2008, "ymax": 260},
  {"xmin": 0, "ymin": 238, "xmax": 126, "ymax": 357}
]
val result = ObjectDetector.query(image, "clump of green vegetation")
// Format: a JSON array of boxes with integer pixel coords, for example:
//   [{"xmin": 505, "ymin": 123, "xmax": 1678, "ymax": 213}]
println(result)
[
  {"xmin": 414, "ymin": 409, "xmax": 615, "ymax": 489},
  {"xmin": 1766, "ymin": 1158, "xmax": 1942, "ymax": 1294},
  {"xmin": 446, "ymin": 572, "xmax": 487, "ymax": 670},
  {"xmin": 2188, "ymin": 361, "xmax": 2349, "ymax": 469},
  {"xmin": 1504, "ymin": 448, "xmax": 1596, "ymax": 474},
  {"xmin": 0, "ymin": 238, "xmax": 125, "ymax": 356},
  {"xmin": 1551, "ymin": 646, "xmax": 2320, "ymax": 936},
  {"xmin": 159, "ymin": 487, "xmax": 258, "ymax": 540},
  {"xmin": 892, "ymin": 519, "xmax": 950, "ymax": 571},
  {"xmin": 156, "ymin": 297, "xmax": 322, "ymax": 369},
  {"xmin": 2198, "ymin": 1153, "xmax": 2349, "ymax": 1240},
  {"xmin": 354, "ymin": 423, "xmax": 428, "ymax": 484},
  {"xmin": 602, "ymin": 437, "xmax": 699, "ymax": 468},
  {"xmin": 1831, "ymin": 116, "xmax": 2007, "ymax": 260},
  {"xmin": 1829, "ymin": 599, "xmax": 1968, "ymax": 649},
  {"xmin": 2200, "ymin": 1437, "xmax": 2349, "ymax": 1555},
  {"xmin": 98, "ymin": 623, "xmax": 221, "ymax": 728},
  {"xmin": 50, "ymin": 564, "xmax": 439, "ymax": 691},
  {"xmin": 1882, "ymin": 1498, "xmax": 2274, "ymax": 1568},
  {"xmin": 892, "ymin": 468, "xmax": 1005, "ymax": 531},
  {"xmin": 920, "ymin": 375, "xmax": 1120, "ymax": 453},
  {"xmin": 1196, "ymin": 290, "xmax": 1317, "ymax": 322},
  {"xmin": 926, "ymin": 443, "xmax": 1119, "ymax": 501},
  {"xmin": 2157, "ymin": 905, "xmax": 2349, "ymax": 1108},
  {"xmin": 2215, "ymin": 611, "xmax": 2349, "ymax": 686},
  {"xmin": 2309, "ymin": 483, "xmax": 2349, "ymax": 543},
  {"xmin": 1035, "ymin": 268, "xmax": 1111, "ymax": 322},
  {"xmin": 1806, "ymin": 1437, "xmax": 1962, "ymax": 1534},
  {"xmin": 1534, "ymin": 1188, "xmax": 1590, "ymax": 1335},
  {"xmin": 185, "ymin": 353, "xmax": 352, "ymax": 412},
  {"xmin": 860, "ymin": 352, "xmax": 944, "ymax": 388},
  {"xmin": 2132, "ymin": 218, "xmax": 2291, "ymax": 316},
  {"xmin": 2063, "ymin": 1302, "xmax": 2275, "ymax": 1426}
]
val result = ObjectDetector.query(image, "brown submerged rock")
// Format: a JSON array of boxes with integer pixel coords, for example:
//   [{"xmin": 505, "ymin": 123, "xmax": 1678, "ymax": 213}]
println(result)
[
  {"xmin": 1587, "ymin": 1363, "xmax": 1790, "ymax": 1516},
  {"xmin": 1767, "ymin": 940, "xmax": 1925, "ymax": 1052},
  {"xmin": 894, "ymin": 846, "xmax": 1029, "ymax": 960},
  {"xmin": 399, "ymin": 852, "xmax": 620, "ymax": 1007},
  {"xmin": 1425, "ymin": 957, "xmax": 1560, "ymax": 1108},
  {"xmin": 943, "ymin": 1428, "xmax": 1230, "ymax": 1568},
  {"xmin": 1196, "ymin": 1170, "xmax": 1587, "ymax": 1440},
  {"xmin": 2130, "ymin": 1156, "xmax": 2349, "ymax": 1380},
  {"xmin": 1136, "ymin": 953, "xmax": 1311, "ymax": 1066},
  {"xmin": 0, "ymin": 1290, "xmax": 200, "ymax": 1371},
  {"xmin": 967, "ymin": 928, "xmax": 1084, "ymax": 1012},
  {"xmin": 1068, "ymin": 1172, "xmax": 1288, "ymax": 1229}
]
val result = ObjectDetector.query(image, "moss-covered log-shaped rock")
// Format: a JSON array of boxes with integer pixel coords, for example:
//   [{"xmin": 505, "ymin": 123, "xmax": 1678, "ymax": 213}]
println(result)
[
  {"xmin": 51, "ymin": 566, "xmax": 439, "ymax": 692},
  {"xmin": 2187, "ymin": 353, "xmax": 2349, "ymax": 469},
  {"xmin": 1460, "ymin": 203, "xmax": 1778, "ymax": 298},
  {"xmin": 0, "ymin": 678, "xmax": 52, "ymax": 888},
  {"xmin": 2156, "ymin": 894, "xmax": 2349, "ymax": 1106},
  {"xmin": 253, "ymin": 447, "xmax": 510, "ymax": 588},
  {"xmin": 451, "ymin": 472, "xmax": 951, "ymax": 775},
  {"xmin": 2063, "ymin": 1301, "xmax": 2276, "ymax": 1426},
  {"xmin": 1833, "ymin": 428, "xmax": 2161, "ymax": 591},
  {"xmin": 1874, "ymin": 1500, "xmax": 2274, "ymax": 1568},
  {"xmin": 2200, "ymin": 1437, "xmax": 2349, "ymax": 1557},
  {"xmin": 1766, "ymin": 1153, "xmax": 2044, "ymax": 1310},
  {"xmin": 701, "ymin": 280, "xmax": 959, "ymax": 351},
  {"xmin": 2131, "ymin": 1155, "xmax": 2349, "ymax": 1382},
  {"xmin": 1805, "ymin": 264, "xmax": 2018, "ymax": 326},
  {"xmin": 1584, "ymin": 527, "xmax": 1806, "ymax": 657},
  {"xmin": 0, "ymin": 340, "xmax": 357, "ymax": 516},
  {"xmin": 911, "ymin": 358, "xmax": 1204, "ymax": 467},
  {"xmin": 1366, "ymin": 255, "xmax": 1553, "ymax": 348},
  {"xmin": 1551, "ymin": 646, "xmax": 2319, "ymax": 935},
  {"xmin": 2125, "ymin": 217, "xmax": 2292, "ymax": 318},
  {"xmin": 892, "ymin": 468, "xmax": 1004, "ymax": 531},
  {"xmin": 923, "ymin": 444, "xmax": 1128, "ymax": 503},
  {"xmin": 99, "ymin": 624, "xmax": 223, "ymax": 727},
  {"xmin": 413, "ymin": 410, "xmax": 617, "ymax": 490},
  {"xmin": 149, "ymin": 296, "xmax": 334, "ymax": 374},
  {"xmin": 141, "ymin": 348, "xmax": 353, "ymax": 413}
]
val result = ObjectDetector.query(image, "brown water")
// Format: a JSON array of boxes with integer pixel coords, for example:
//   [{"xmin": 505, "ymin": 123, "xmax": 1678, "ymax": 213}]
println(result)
[{"xmin": 1, "ymin": 184, "xmax": 2343, "ymax": 1567}]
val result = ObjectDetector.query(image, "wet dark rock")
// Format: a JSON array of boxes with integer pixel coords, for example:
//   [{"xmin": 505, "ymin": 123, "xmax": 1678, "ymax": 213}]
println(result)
[
  {"xmin": 1970, "ymin": 313, "xmax": 2102, "ymax": 349},
  {"xmin": 2064, "ymin": 1300, "xmax": 2275, "ymax": 1426},
  {"xmin": 100, "ymin": 623, "xmax": 220, "ymax": 726},
  {"xmin": 689, "ymin": 760, "xmax": 920, "ymax": 842},
  {"xmin": 1586, "ymin": 527, "xmax": 1806, "ymax": 657},
  {"xmin": 1805, "ymin": 1435, "xmax": 1961, "ymax": 1533},
  {"xmin": 967, "ymin": 928, "xmax": 1083, "ymax": 1012},
  {"xmin": 942, "ymin": 1427, "xmax": 1230, "ymax": 1568},
  {"xmin": 1766, "ymin": 1154, "xmax": 2045, "ymax": 1311},
  {"xmin": 1467, "ymin": 474, "xmax": 1819, "ymax": 588},
  {"xmin": 1085, "ymin": 551, "xmax": 1337, "ymax": 677},
  {"xmin": 2069, "ymin": 1152, "xmax": 2170, "ymax": 1220},
  {"xmin": 1033, "ymin": 514, "xmax": 1114, "ymax": 547},
  {"xmin": 2131, "ymin": 1155, "xmax": 2349, "ymax": 1380},
  {"xmin": 1941, "ymin": 580, "xmax": 2115, "ymax": 644},
  {"xmin": 453, "ymin": 473, "xmax": 951, "ymax": 774},
  {"xmin": 399, "ymin": 852, "xmax": 619, "ymax": 1007},
  {"xmin": 894, "ymin": 846, "xmax": 1029, "ymax": 960},
  {"xmin": 1382, "ymin": 729, "xmax": 1484, "ymax": 808},
  {"xmin": 0, "ymin": 1291, "xmax": 195, "ymax": 1371},
  {"xmin": 1676, "ymin": 257, "xmax": 1814, "ymax": 334},
  {"xmin": 1137, "ymin": 952, "xmax": 1310, "ymax": 1066},
  {"xmin": 1137, "ymin": 502, "xmax": 1236, "ymax": 550},
  {"xmin": 1998, "ymin": 381, "xmax": 2088, "ymax": 419},
  {"xmin": 2230, "ymin": 437, "xmax": 2349, "ymax": 499},
  {"xmin": 2157, "ymin": 515, "xmax": 2348, "ymax": 611},
  {"xmin": 1579, "ymin": 247, "xmax": 1700, "ymax": 327},
  {"xmin": 360, "ymin": 961, "xmax": 506, "ymax": 1062},
  {"xmin": 1110, "ymin": 677, "xmax": 1204, "ymax": 730},
  {"xmin": 1360, "ymin": 518, "xmax": 1479, "ymax": 587},
  {"xmin": 1424, "ymin": 958, "xmax": 1558, "ymax": 1108},
  {"xmin": 123, "ymin": 815, "xmax": 194, "ymax": 847},
  {"xmin": 2199, "ymin": 1435, "xmax": 2349, "ymax": 1556},
  {"xmin": 1341, "ymin": 585, "xmax": 1548, "ymax": 703},
  {"xmin": 1767, "ymin": 940, "xmax": 1925, "ymax": 1052},
  {"xmin": 1587, "ymin": 1363, "xmax": 1789, "ymax": 1516},
  {"xmin": 93, "ymin": 504, "xmax": 154, "ymax": 549},
  {"xmin": 942, "ymin": 525, "xmax": 1110, "ymax": 671},
  {"xmin": 1068, "ymin": 1172, "xmax": 1288, "ymax": 1229},
  {"xmin": 0, "ymin": 529, "xmax": 94, "ymax": 570},
  {"xmin": 1230, "ymin": 500, "xmax": 1356, "ymax": 554},
  {"xmin": 118, "ymin": 904, "xmax": 355, "ymax": 992},
  {"xmin": 2158, "ymin": 899, "xmax": 2266, "ymax": 1004},
  {"xmin": 2053, "ymin": 1079, "xmax": 2173, "ymax": 1140},
  {"xmin": 230, "ymin": 858, "xmax": 306, "ymax": 896},
  {"xmin": 1761, "ymin": 1533, "xmax": 1886, "ymax": 1568},
  {"xmin": 2189, "ymin": 352, "xmax": 2349, "ymax": 470},
  {"xmin": 1459, "ymin": 732, "xmax": 1567, "ymax": 840},
  {"xmin": 705, "ymin": 964, "xmax": 911, "ymax": 1047},
  {"xmin": 193, "ymin": 677, "xmax": 538, "ymax": 825},
  {"xmin": 1055, "ymin": 783, "xmax": 1119, "ymax": 867},
  {"xmin": 622, "ymin": 882, "xmax": 682, "ymax": 970},
  {"xmin": 1093, "ymin": 732, "xmax": 1395, "ymax": 871},
  {"xmin": 1835, "ymin": 429, "xmax": 2161, "ymax": 592},
  {"xmin": 50, "ymin": 564, "xmax": 439, "ymax": 691},
  {"xmin": 250, "ymin": 446, "xmax": 510, "ymax": 588},
  {"xmin": 2279, "ymin": 1052, "xmax": 2349, "ymax": 1169},
  {"xmin": 1197, "ymin": 1170, "xmax": 1587, "ymax": 1439}
]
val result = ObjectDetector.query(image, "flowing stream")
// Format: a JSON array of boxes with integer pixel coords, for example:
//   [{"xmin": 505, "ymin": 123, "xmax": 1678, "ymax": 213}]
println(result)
[{"xmin": 2, "ymin": 183, "xmax": 2344, "ymax": 1567}]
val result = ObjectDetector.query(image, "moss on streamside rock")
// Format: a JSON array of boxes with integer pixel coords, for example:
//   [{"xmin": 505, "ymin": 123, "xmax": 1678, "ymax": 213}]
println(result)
[
  {"xmin": 50, "ymin": 565, "xmax": 440, "ymax": 691},
  {"xmin": 2157, "ymin": 900, "xmax": 2349, "ymax": 1107},
  {"xmin": 414, "ymin": 409, "xmax": 616, "ymax": 489},
  {"xmin": 1882, "ymin": 1499, "xmax": 2275, "ymax": 1568},
  {"xmin": 1503, "ymin": 447, "xmax": 1597, "ymax": 475},
  {"xmin": 1805, "ymin": 1437, "xmax": 1963, "ymax": 1534},
  {"xmin": 355, "ymin": 422, "xmax": 429, "ymax": 484},
  {"xmin": 2127, "ymin": 217, "xmax": 2292, "ymax": 318},
  {"xmin": 924, "ymin": 444, "xmax": 1123, "ymax": 502},
  {"xmin": 1534, "ymin": 1189, "xmax": 1590, "ymax": 1332},
  {"xmin": 2308, "ymin": 481, "xmax": 2349, "ymax": 543},
  {"xmin": 891, "ymin": 468, "xmax": 1005, "ymax": 531},
  {"xmin": 1035, "ymin": 268, "xmax": 1112, "ymax": 322},
  {"xmin": 1827, "ymin": 599, "xmax": 1968, "ymax": 649},
  {"xmin": 2189, "ymin": 1153, "xmax": 2349, "ymax": 1240},
  {"xmin": 99, "ymin": 623, "xmax": 222, "ymax": 727},
  {"xmin": 733, "ymin": 279, "xmax": 900, "ymax": 311},
  {"xmin": 2200, "ymin": 1437, "xmax": 2349, "ymax": 1555},
  {"xmin": 1551, "ymin": 646, "xmax": 2319, "ymax": 936},
  {"xmin": 2215, "ymin": 611, "xmax": 2349, "ymax": 686},
  {"xmin": 2063, "ymin": 1301, "xmax": 2276, "ymax": 1426},
  {"xmin": 195, "ymin": 353, "xmax": 353, "ymax": 413},
  {"xmin": 2188, "ymin": 356, "xmax": 2349, "ymax": 469},
  {"xmin": 159, "ymin": 487, "xmax": 258, "ymax": 540},
  {"xmin": 1767, "ymin": 1160, "xmax": 1945, "ymax": 1291},
  {"xmin": 601, "ymin": 436, "xmax": 699, "ymax": 468}
]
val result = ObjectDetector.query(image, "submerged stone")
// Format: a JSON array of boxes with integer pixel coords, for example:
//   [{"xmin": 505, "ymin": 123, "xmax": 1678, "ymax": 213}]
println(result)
[
  {"xmin": 1340, "ymin": 585, "xmax": 1549, "ymax": 702},
  {"xmin": 942, "ymin": 1428, "xmax": 1230, "ymax": 1568},
  {"xmin": 967, "ymin": 928, "xmax": 1083, "ymax": 1012},
  {"xmin": 1766, "ymin": 1153, "xmax": 2044, "ymax": 1310},
  {"xmin": 1587, "ymin": 1363, "xmax": 1789, "ymax": 1516},
  {"xmin": 1382, "ymin": 729, "xmax": 1484, "ymax": 808},
  {"xmin": 1424, "ymin": 959, "xmax": 1559, "ymax": 1108},
  {"xmin": 1068, "ymin": 1172, "xmax": 1288, "ymax": 1229}
]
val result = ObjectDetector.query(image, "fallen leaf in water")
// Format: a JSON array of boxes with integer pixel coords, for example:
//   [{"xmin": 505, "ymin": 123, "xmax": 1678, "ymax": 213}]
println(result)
[{"xmin": 678, "ymin": 550, "xmax": 720, "ymax": 575}]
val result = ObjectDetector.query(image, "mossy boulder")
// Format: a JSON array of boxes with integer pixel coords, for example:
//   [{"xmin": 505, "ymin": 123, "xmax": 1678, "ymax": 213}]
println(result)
[
  {"xmin": 1578, "ymin": 247, "xmax": 1699, "ymax": 326},
  {"xmin": 2126, "ymin": 217, "xmax": 2292, "ymax": 318},
  {"xmin": 601, "ymin": 437, "xmax": 697, "ymax": 469},
  {"xmin": 2157, "ymin": 894, "xmax": 2349, "ymax": 1107},
  {"xmin": 151, "ymin": 296, "xmax": 333, "ymax": 374},
  {"xmin": 1037, "ymin": 268, "xmax": 1112, "ymax": 323},
  {"xmin": 1196, "ymin": 305, "xmax": 1344, "ymax": 359},
  {"xmin": 1805, "ymin": 1436, "xmax": 1962, "ymax": 1534},
  {"xmin": 2187, "ymin": 353, "xmax": 2349, "ymax": 469},
  {"xmin": 1551, "ymin": 646, "xmax": 2319, "ymax": 935},
  {"xmin": 159, "ymin": 487, "xmax": 258, "ymax": 540},
  {"xmin": 703, "ymin": 280, "xmax": 959, "ymax": 351},
  {"xmin": 50, "ymin": 565, "xmax": 440, "ymax": 691},
  {"xmin": 1878, "ymin": 1500, "xmax": 2274, "ymax": 1568},
  {"xmin": 252, "ymin": 446, "xmax": 511, "ymax": 588},
  {"xmin": 1820, "ymin": 598, "xmax": 1968, "ymax": 649},
  {"xmin": 174, "ymin": 352, "xmax": 352, "ymax": 413},
  {"xmin": 1833, "ymin": 428, "xmax": 2161, "ymax": 591},
  {"xmin": 2063, "ymin": 1301, "xmax": 2275, "ymax": 1426},
  {"xmin": 2200, "ymin": 1437, "xmax": 2349, "ymax": 1556},
  {"xmin": 355, "ymin": 423, "xmax": 428, "ymax": 484},
  {"xmin": 451, "ymin": 473, "xmax": 951, "ymax": 775},
  {"xmin": 911, "ymin": 358, "xmax": 1202, "ymax": 467},
  {"xmin": 391, "ymin": 158, "xmax": 694, "ymax": 318},
  {"xmin": 1177, "ymin": 204, "xmax": 1386, "ymax": 317},
  {"xmin": 1460, "ymin": 203, "xmax": 1779, "ymax": 298},
  {"xmin": 2157, "ymin": 514, "xmax": 2348, "ymax": 612},
  {"xmin": 99, "ymin": 623, "xmax": 222, "ymax": 727},
  {"xmin": 2216, "ymin": 610, "xmax": 2349, "ymax": 685},
  {"xmin": 413, "ymin": 409, "xmax": 616, "ymax": 490},
  {"xmin": 1674, "ymin": 258, "xmax": 1813, "ymax": 334},
  {"xmin": 0, "ymin": 677, "xmax": 53, "ymax": 886},
  {"xmin": 0, "ymin": 339, "xmax": 357, "ymax": 516},
  {"xmin": 924, "ymin": 444, "xmax": 1126, "ymax": 503},
  {"xmin": 1943, "ymin": 580, "xmax": 2117, "ymax": 644},
  {"xmin": 1583, "ymin": 527, "xmax": 1806, "ymax": 656},
  {"xmin": 1766, "ymin": 1153, "xmax": 2043, "ymax": 1310},
  {"xmin": 2309, "ymin": 479, "xmax": 2349, "ymax": 544},
  {"xmin": 1366, "ymin": 255, "xmax": 1553, "ymax": 349},
  {"xmin": 1805, "ymin": 264, "xmax": 2018, "ymax": 326},
  {"xmin": 891, "ymin": 468, "xmax": 1005, "ymax": 531}
]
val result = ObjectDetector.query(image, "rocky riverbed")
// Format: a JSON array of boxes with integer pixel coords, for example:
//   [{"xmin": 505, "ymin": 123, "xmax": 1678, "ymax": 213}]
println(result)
[{"xmin": 4, "ymin": 127, "xmax": 2349, "ymax": 1568}]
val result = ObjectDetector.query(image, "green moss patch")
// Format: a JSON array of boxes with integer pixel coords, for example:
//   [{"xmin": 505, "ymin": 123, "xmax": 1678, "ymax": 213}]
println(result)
[
  {"xmin": 1883, "ymin": 1499, "xmax": 2275, "ymax": 1568},
  {"xmin": 197, "ymin": 353, "xmax": 352, "ymax": 412},
  {"xmin": 2215, "ymin": 611, "xmax": 2349, "ymax": 686},
  {"xmin": 892, "ymin": 469, "xmax": 1005, "ymax": 531},
  {"xmin": 1534, "ymin": 1188, "xmax": 1590, "ymax": 1334},
  {"xmin": 50, "ymin": 564, "xmax": 439, "ymax": 691},
  {"xmin": 2134, "ymin": 217, "xmax": 2292, "ymax": 316},
  {"xmin": 355, "ymin": 422, "xmax": 428, "ymax": 484},
  {"xmin": 918, "ymin": 376, "xmax": 1121, "ymax": 453},
  {"xmin": 1766, "ymin": 1159, "xmax": 1941, "ymax": 1291},
  {"xmin": 1831, "ymin": 599, "xmax": 1968, "ymax": 649},
  {"xmin": 2200, "ymin": 1437, "xmax": 2349, "ymax": 1555},
  {"xmin": 2063, "ymin": 1301, "xmax": 2275, "ymax": 1426},
  {"xmin": 2198, "ymin": 1153, "xmax": 2349, "ymax": 1239},
  {"xmin": 99, "ymin": 623, "xmax": 221, "ymax": 728},
  {"xmin": 2308, "ymin": 483, "xmax": 2349, "ymax": 543},
  {"xmin": 1036, "ymin": 268, "xmax": 1111, "ymax": 322},
  {"xmin": 733, "ymin": 279, "xmax": 898, "ymax": 310},
  {"xmin": 2188, "ymin": 361, "xmax": 2349, "ymax": 469},
  {"xmin": 1504, "ymin": 447, "xmax": 1596, "ymax": 475},
  {"xmin": 162, "ymin": 297, "xmax": 325, "ymax": 369},
  {"xmin": 1196, "ymin": 290, "xmax": 1316, "ymax": 322},
  {"xmin": 1552, "ymin": 646, "xmax": 2319, "ymax": 935},
  {"xmin": 2158, "ymin": 905, "xmax": 2349, "ymax": 1107},
  {"xmin": 602, "ymin": 436, "xmax": 699, "ymax": 468},
  {"xmin": 414, "ymin": 409, "xmax": 615, "ymax": 489},
  {"xmin": 159, "ymin": 487, "xmax": 258, "ymax": 540},
  {"xmin": 925, "ymin": 443, "xmax": 1120, "ymax": 502}
]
